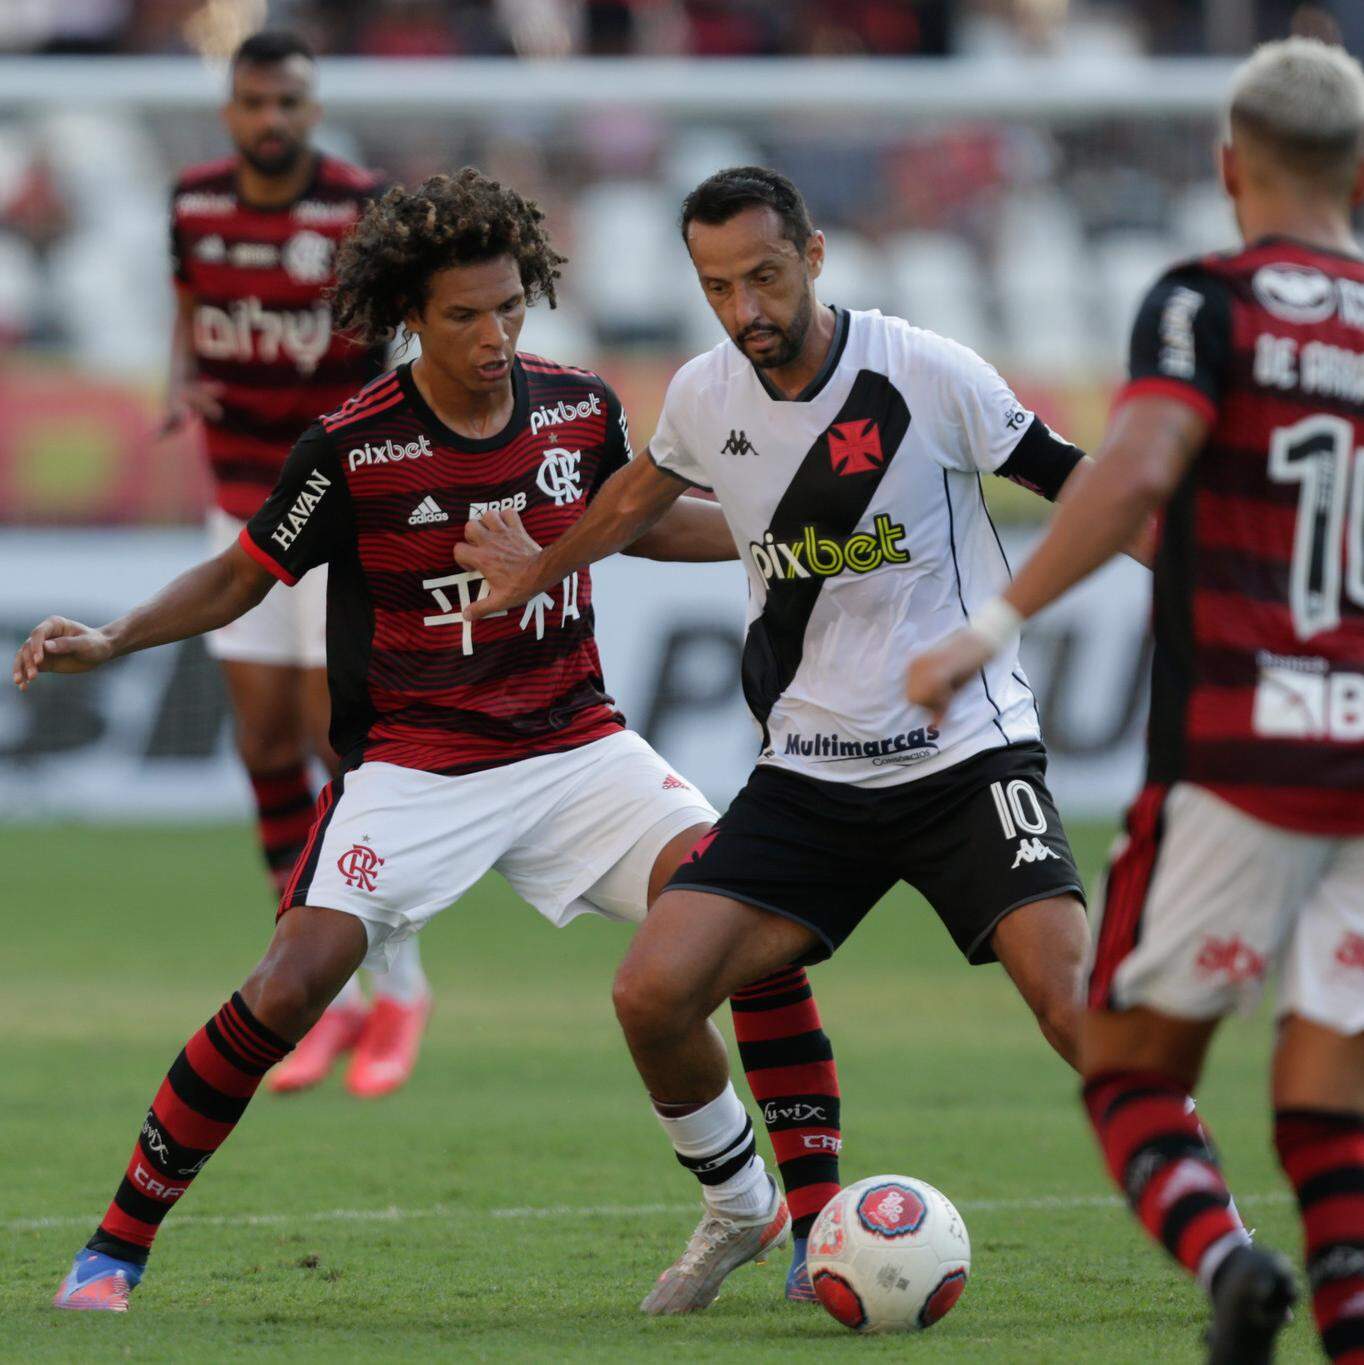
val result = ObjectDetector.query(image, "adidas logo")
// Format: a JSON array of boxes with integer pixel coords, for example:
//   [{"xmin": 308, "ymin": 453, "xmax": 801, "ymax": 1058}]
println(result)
[
  {"xmin": 662, "ymin": 774, "xmax": 690, "ymax": 791},
  {"xmin": 408, "ymin": 496, "xmax": 448, "ymax": 526}
]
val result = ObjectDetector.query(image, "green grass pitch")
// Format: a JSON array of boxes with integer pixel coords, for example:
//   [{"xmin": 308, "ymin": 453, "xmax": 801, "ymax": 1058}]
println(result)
[{"xmin": 2, "ymin": 821, "xmax": 1319, "ymax": 1362}]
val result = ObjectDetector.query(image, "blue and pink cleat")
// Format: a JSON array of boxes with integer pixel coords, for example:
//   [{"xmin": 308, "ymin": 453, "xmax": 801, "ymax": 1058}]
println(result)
[
  {"xmin": 786, "ymin": 1235, "xmax": 817, "ymax": 1302},
  {"xmin": 53, "ymin": 1249, "xmax": 143, "ymax": 1312}
]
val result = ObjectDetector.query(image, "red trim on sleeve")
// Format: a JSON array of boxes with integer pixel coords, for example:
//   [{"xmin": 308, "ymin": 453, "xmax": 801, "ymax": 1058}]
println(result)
[
  {"xmin": 1113, "ymin": 376, "xmax": 1218, "ymax": 425},
  {"xmin": 237, "ymin": 526, "xmax": 298, "ymax": 587}
]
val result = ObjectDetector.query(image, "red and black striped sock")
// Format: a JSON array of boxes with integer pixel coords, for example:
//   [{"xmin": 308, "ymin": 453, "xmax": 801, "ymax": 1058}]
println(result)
[
  {"xmin": 731, "ymin": 965, "xmax": 841, "ymax": 1238},
  {"xmin": 85, "ymin": 992, "xmax": 291, "ymax": 1266},
  {"xmin": 1083, "ymin": 1070, "xmax": 1247, "ymax": 1286},
  {"xmin": 1276, "ymin": 1108, "xmax": 1364, "ymax": 1362},
  {"xmin": 249, "ymin": 764, "xmax": 315, "ymax": 893}
]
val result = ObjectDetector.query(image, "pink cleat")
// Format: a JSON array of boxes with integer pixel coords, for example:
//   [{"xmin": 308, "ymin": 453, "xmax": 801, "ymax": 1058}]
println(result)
[
  {"xmin": 53, "ymin": 1250, "xmax": 142, "ymax": 1312},
  {"xmin": 266, "ymin": 1004, "xmax": 366, "ymax": 1094},
  {"xmin": 345, "ymin": 995, "xmax": 430, "ymax": 1098}
]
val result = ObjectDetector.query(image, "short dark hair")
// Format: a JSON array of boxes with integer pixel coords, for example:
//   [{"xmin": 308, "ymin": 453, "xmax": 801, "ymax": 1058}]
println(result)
[
  {"xmin": 231, "ymin": 30, "xmax": 315, "ymax": 69},
  {"xmin": 679, "ymin": 166, "xmax": 814, "ymax": 250},
  {"xmin": 332, "ymin": 169, "xmax": 566, "ymax": 344}
]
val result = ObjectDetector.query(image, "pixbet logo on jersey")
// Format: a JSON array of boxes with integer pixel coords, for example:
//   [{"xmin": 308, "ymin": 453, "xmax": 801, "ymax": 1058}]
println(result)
[
  {"xmin": 749, "ymin": 514, "xmax": 908, "ymax": 584},
  {"xmin": 347, "ymin": 434, "xmax": 434, "ymax": 471},
  {"xmin": 529, "ymin": 393, "xmax": 602, "ymax": 436}
]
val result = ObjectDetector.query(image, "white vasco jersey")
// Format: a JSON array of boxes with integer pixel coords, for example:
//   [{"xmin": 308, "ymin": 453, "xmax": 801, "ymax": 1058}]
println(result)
[{"xmin": 650, "ymin": 307, "xmax": 1046, "ymax": 789}]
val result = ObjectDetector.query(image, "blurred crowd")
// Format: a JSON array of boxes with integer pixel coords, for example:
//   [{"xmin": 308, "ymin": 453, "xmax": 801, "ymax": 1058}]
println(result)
[{"xmin": 1, "ymin": 0, "xmax": 1361, "ymax": 59}]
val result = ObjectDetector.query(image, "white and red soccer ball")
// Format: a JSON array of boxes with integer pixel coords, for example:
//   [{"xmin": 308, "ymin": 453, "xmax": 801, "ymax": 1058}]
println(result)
[{"xmin": 807, "ymin": 1175, "xmax": 971, "ymax": 1333}]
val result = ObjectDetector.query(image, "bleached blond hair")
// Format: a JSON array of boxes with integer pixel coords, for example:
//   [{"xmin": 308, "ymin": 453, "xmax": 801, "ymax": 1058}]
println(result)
[{"xmin": 1230, "ymin": 37, "xmax": 1364, "ymax": 191}]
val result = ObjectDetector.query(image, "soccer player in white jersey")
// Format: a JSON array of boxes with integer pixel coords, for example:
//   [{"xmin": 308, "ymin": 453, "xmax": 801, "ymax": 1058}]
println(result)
[{"xmin": 457, "ymin": 167, "xmax": 1225, "ymax": 1314}]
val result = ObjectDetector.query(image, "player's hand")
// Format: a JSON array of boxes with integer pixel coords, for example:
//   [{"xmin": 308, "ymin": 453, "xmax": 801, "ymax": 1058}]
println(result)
[
  {"xmin": 454, "ymin": 507, "xmax": 544, "ymax": 621},
  {"xmin": 164, "ymin": 379, "xmax": 226, "ymax": 430},
  {"xmin": 11, "ymin": 617, "xmax": 114, "ymax": 690},
  {"xmin": 905, "ymin": 628, "xmax": 995, "ymax": 726}
]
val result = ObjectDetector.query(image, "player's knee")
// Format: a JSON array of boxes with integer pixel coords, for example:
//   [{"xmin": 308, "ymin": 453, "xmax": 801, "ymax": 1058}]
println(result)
[
  {"xmin": 236, "ymin": 726, "xmax": 306, "ymax": 775},
  {"xmin": 612, "ymin": 956, "xmax": 692, "ymax": 1046},
  {"xmin": 242, "ymin": 955, "xmax": 334, "ymax": 1041},
  {"xmin": 1032, "ymin": 989, "xmax": 1081, "ymax": 1067}
]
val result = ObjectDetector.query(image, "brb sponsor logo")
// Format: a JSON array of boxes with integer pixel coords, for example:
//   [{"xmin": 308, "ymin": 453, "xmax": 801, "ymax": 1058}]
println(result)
[
  {"xmin": 750, "ymin": 514, "xmax": 908, "ymax": 584},
  {"xmin": 856, "ymin": 1182, "xmax": 927, "ymax": 1238},
  {"xmin": 1196, "ymin": 935, "xmax": 1266, "ymax": 985},
  {"xmin": 270, "ymin": 469, "xmax": 331, "ymax": 551},
  {"xmin": 529, "ymin": 392, "xmax": 602, "ymax": 436},
  {"xmin": 347, "ymin": 434, "xmax": 434, "ymax": 472},
  {"xmin": 786, "ymin": 727, "xmax": 939, "ymax": 766},
  {"xmin": 469, "ymin": 492, "xmax": 527, "ymax": 519},
  {"xmin": 337, "ymin": 841, "xmax": 385, "ymax": 892},
  {"xmin": 194, "ymin": 298, "xmax": 331, "ymax": 375},
  {"xmin": 1253, "ymin": 659, "xmax": 1364, "ymax": 742}
]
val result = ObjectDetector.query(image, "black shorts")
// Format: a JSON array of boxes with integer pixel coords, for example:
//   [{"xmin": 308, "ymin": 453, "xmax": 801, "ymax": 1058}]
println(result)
[{"xmin": 668, "ymin": 742, "xmax": 1084, "ymax": 965}]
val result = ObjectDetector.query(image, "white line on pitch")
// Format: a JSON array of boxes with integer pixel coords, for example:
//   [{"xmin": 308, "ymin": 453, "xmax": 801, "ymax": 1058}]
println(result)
[{"xmin": 1, "ymin": 1190, "xmax": 1292, "ymax": 1236}]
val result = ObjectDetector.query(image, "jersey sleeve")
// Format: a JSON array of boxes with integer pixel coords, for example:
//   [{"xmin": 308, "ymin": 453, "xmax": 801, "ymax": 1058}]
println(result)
[
  {"xmin": 240, "ymin": 424, "xmax": 347, "ymax": 585},
  {"xmin": 588, "ymin": 381, "xmax": 634, "ymax": 500},
  {"xmin": 1118, "ymin": 265, "xmax": 1230, "ymax": 422},
  {"xmin": 919, "ymin": 334, "xmax": 1043, "ymax": 476},
  {"xmin": 647, "ymin": 366, "xmax": 713, "ymax": 490},
  {"xmin": 994, "ymin": 416, "xmax": 1086, "ymax": 501}
]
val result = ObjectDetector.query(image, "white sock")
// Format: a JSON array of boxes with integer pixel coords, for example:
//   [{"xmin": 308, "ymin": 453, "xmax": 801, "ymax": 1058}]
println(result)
[
  {"xmin": 653, "ymin": 1081, "xmax": 771, "ymax": 1220},
  {"xmin": 367, "ymin": 935, "xmax": 428, "ymax": 1004},
  {"xmin": 330, "ymin": 974, "xmax": 365, "ymax": 1010}
]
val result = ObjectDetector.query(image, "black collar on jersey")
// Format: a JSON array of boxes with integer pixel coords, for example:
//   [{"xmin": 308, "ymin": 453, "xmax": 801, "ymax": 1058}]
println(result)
[
  {"xmin": 232, "ymin": 151, "xmax": 321, "ymax": 214},
  {"xmin": 1249, "ymin": 233, "xmax": 1364, "ymax": 264},
  {"xmin": 751, "ymin": 305, "xmax": 850, "ymax": 404},
  {"xmin": 397, "ymin": 357, "xmax": 530, "ymax": 452}
]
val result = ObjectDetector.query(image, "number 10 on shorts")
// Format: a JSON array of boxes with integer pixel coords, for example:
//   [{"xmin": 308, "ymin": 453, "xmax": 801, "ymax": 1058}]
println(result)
[{"xmin": 989, "ymin": 780, "xmax": 1049, "ymax": 839}]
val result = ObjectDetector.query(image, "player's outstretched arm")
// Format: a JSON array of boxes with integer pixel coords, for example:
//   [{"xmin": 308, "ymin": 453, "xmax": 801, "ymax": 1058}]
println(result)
[
  {"xmin": 906, "ymin": 395, "xmax": 1208, "ymax": 722},
  {"xmin": 456, "ymin": 450, "xmax": 687, "ymax": 619},
  {"xmin": 11, "ymin": 544, "xmax": 274, "ymax": 691},
  {"xmin": 622, "ymin": 493, "xmax": 737, "ymax": 562}
]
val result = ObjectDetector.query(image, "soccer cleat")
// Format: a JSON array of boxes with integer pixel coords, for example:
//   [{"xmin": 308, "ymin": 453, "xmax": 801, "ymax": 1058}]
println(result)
[
  {"xmin": 266, "ymin": 1004, "xmax": 366, "ymax": 1094},
  {"xmin": 640, "ymin": 1176, "xmax": 790, "ymax": 1315},
  {"xmin": 1206, "ymin": 1245, "xmax": 1297, "ymax": 1365},
  {"xmin": 345, "ymin": 994, "xmax": 430, "ymax": 1099},
  {"xmin": 785, "ymin": 1234, "xmax": 817, "ymax": 1302},
  {"xmin": 53, "ymin": 1249, "xmax": 143, "ymax": 1312}
]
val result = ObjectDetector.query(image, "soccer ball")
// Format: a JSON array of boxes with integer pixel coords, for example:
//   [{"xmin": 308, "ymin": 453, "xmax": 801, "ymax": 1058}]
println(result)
[{"xmin": 806, "ymin": 1175, "xmax": 970, "ymax": 1333}]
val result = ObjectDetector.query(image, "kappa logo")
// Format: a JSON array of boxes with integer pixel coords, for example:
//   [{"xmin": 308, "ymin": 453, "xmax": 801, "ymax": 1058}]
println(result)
[
  {"xmin": 827, "ymin": 419, "xmax": 884, "ymax": 475},
  {"xmin": 529, "ymin": 392, "xmax": 602, "ymax": 436},
  {"xmin": 857, "ymin": 1182, "xmax": 927, "ymax": 1238},
  {"xmin": 337, "ymin": 842, "xmax": 385, "ymax": 892},
  {"xmin": 1196, "ymin": 935, "xmax": 1266, "ymax": 984},
  {"xmin": 408, "ymin": 495, "xmax": 448, "ymax": 526},
  {"xmin": 347, "ymin": 434, "xmax": 434, "ymax": 471},
  {"xmin": 721, "ymin": 429, "xmax": 759, "ymax": 456},
  {"xmin": 1253, "ymin": 264, "xmax": 1337, "ymax": 324},
  {"xmin": 1011, "ymin": 837, "xmax": 1059, "ymax": 869},
  {"xmin": 536, "ymin": 447, "xmax": 582, "ymax": 506},
  {"xmin": 469, "ymin": 492, "xmax": 527, "ymax": 519},
  {"xmin": 270, "ymin": 469, "xmax": 331, "ymax": 551}
]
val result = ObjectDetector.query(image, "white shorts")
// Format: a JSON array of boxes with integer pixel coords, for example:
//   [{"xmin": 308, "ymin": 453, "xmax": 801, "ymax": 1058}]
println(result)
[
  {"xmin": 1088, "ymin": 782, "xmax": 1364, "ymax": 1031},
  {"xmin": 284, "ymin": 730, "xmax": 718, "ymax": 969},
  {"xmin": 205, "ymin": 507, "xmax": 327, "ymax": 668}
]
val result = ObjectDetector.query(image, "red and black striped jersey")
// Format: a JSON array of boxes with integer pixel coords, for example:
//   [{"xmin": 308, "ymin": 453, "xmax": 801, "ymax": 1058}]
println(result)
[
  {"xmin": 171, "ymin": 153, "xmax": 386, "ymax": 519},
  {"xmin": 240, "ymin": 355, "xmax": 631, "ymax": 774},
  {"xmin": 1120, "ymin": 236, "xmax": 1364, "ymax": 834}
]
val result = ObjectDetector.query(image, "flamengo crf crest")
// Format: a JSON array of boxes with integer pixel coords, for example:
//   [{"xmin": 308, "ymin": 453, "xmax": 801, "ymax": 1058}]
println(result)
[{"xmin": 721, "ymin": 429, "xmax": 758, "ymax": 456}]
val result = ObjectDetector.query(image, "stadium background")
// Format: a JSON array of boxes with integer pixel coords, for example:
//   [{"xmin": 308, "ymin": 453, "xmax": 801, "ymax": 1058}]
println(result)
[{"xmin": 1, "ymin": 5, "xmax": 1354, "ymax": 1360}]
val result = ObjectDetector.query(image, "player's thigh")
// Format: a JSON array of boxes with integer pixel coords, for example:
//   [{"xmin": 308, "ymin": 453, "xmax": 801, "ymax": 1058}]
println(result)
[
  {"xmin": 499, "ymin": 731, "xmax": 717, "ymax": 928},
  {"xmin": 991, "ymin": 892, "xmax": 1089, "ymax": 1014},
  {"xmin": 1089, "ymin": 783, "xmax": 1325, "ymax": 1022},
  {"xmin": 285, "ymin": 760, "xmax": 516, "ymax": 971},
  {"xmin": 896, "ymin": 744, "xmax": 1085, "ymax": 967},
  {"xmin": 665, "ymin": 763, "xmax": 896, "ymax": 965},
  {"xmin": 615, "ymin": 887, "xmax": 822, "ymax": 1027}
]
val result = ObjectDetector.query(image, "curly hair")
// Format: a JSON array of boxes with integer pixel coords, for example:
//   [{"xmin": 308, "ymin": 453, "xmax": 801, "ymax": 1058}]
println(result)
[{"xmin": 331, "ymin": 168, "xmax": 566, "ymax": 345}]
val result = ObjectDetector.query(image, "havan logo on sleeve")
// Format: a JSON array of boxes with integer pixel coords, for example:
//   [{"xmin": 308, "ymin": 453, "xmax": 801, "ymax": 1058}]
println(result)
[{"xmin": 270, "ymin": 470, "xmax": 331, "ymax": 551}]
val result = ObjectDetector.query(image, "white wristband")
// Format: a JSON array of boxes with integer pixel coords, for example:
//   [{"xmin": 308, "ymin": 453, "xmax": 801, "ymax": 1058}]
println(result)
[{"xmin": 970, "ymin": 597, "xmax": 1023, "ymax": 654}]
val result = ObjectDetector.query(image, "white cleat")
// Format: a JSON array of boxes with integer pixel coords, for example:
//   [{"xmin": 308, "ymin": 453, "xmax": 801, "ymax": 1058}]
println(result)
[{"xmin": 640, "ymin": 1177, "xmax": 791, "ymax": 1315}]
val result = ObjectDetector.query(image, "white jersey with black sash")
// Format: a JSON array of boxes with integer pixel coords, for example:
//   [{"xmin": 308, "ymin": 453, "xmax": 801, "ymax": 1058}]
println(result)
[{"xmin": 649, "ymin": 306, "xmax": 1082, "ymax": 789}]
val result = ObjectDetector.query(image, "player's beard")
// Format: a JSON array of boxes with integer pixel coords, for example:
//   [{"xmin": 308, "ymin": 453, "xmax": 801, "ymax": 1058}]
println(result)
[
  {"xmin": 239, "ymin": 137, "xmax": 306, "ymax": 178},
  {"xmin": 737, "ymin": 291, "xmax": 813, "ymax": 370}
]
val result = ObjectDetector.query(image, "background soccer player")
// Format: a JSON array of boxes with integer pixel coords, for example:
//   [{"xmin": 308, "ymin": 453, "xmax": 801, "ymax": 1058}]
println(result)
[
  {"xmin": 455, "ymin": 166, "xmax": 1228, "ymax": 1313},
  {"xmin": 908, "ymin": 37, "xmax": 1364, "ymax": 1365},
  {"xmin": 21, "ymin": 167, "xmax": 845, "ymax": 1314},
  {"xmin": 166, "ymin": 30, "xmax": 429, "ymax": 1097}
]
